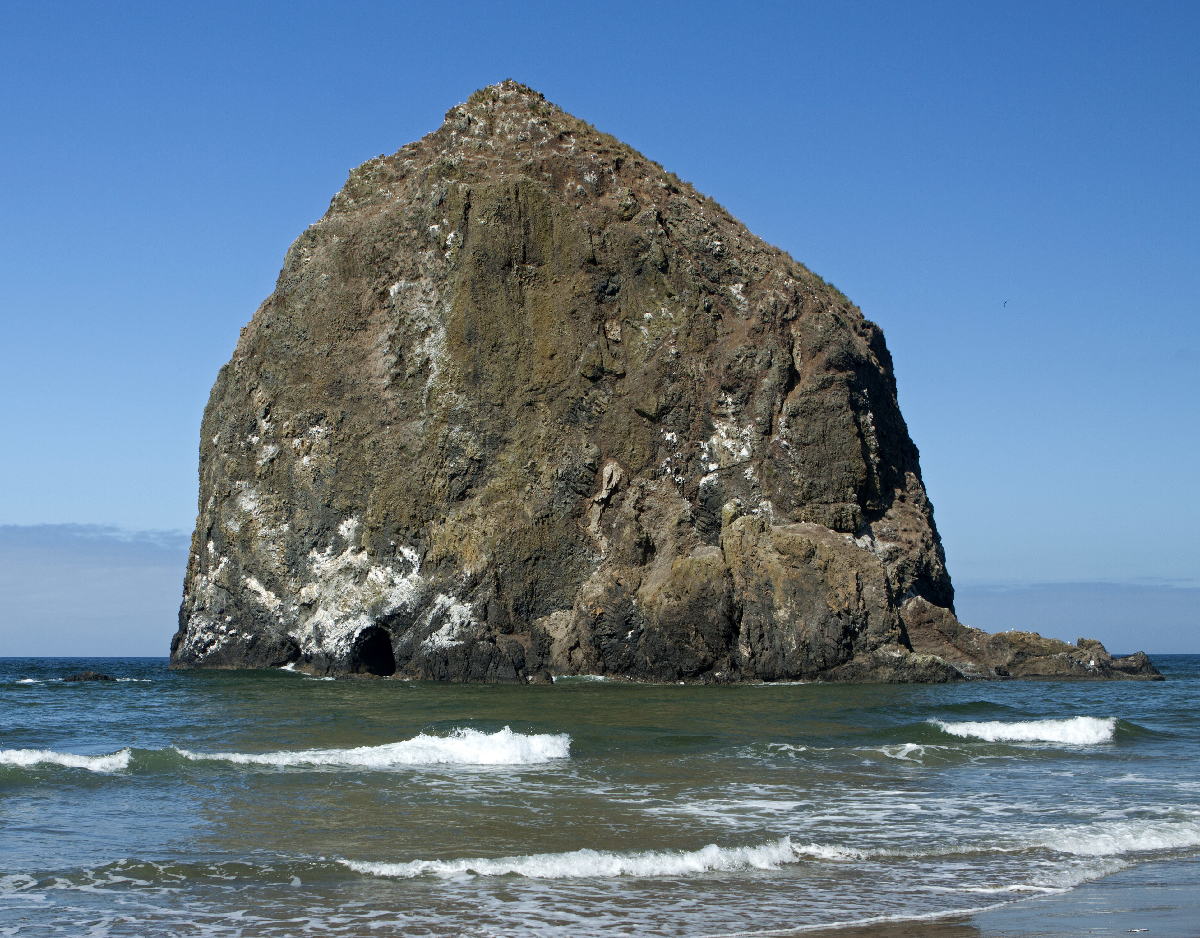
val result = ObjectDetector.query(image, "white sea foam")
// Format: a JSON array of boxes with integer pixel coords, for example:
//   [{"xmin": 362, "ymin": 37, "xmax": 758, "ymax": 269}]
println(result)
[
  {"xmin": 936, "ymin": 882, "xmax": 1062, "ymax": 895},
  {"xmin": 791, "ymin": 842, "xmax": 868, "ymax": 861},
  {"xmin": 696, "ymin": 904, "xmax": 1015, "ymax": 938},
  {"xmin": 875, "ymin": 743, "xmax": 931, "ymax": 761},
  {"xmin": 931, "ymin": 716, "xmax": 1117, "ymax": 744},
  {"xmin": 0, "ymin": 873, "xmax": 43, "ymax": 903},
  {"xmin": 278, "ymin": 662, "xmax": 335, "ymax": 681},
  {"xmin": 750, "ymin": 680, "xmax": 811, "ymax": 687},
  {"xmin": 176, "ymin": 726, "xmax": 569, "ymax": 768},
  {"xmin": 788, "ymin": 817, "xmax": 1200, "ymax": 864},
  {"xmin": 344, "ymin": 836, "xmax": 803, "ymax": 880},
  {"xmin": 0, "ymin": 748, "xmax": 131, "ymax": 773},
  {"xmin": 15, "ymin": 678, "xmax": 43, "ymax": 684},
  {"xmin": 1030, "ymin": 819, "xmax": 1200, "ymax": 857},
  {"xmin": 0, "ymin": 873, "xmax": 37, "ymax": 891}
]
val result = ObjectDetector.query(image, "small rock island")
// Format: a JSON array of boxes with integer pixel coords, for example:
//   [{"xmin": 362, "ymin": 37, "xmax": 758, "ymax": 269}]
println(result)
[{"xmin": 170, "ymin": 82, "xmax": 1160, "ymax": 683}]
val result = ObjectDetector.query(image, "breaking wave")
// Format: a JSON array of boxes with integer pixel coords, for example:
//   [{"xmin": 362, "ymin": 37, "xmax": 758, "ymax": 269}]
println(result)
[
  {"xmin": 1027, "ymin": 819, "xmax": 1200, "ymax": 857},
  {"xmin": 340, "ymin": 821, "xmax": 1197, "ymax": 885},
  {"xmin": 0, "ymin": 748, "xmax": 132, "ymax": 773},
  {"xmin": 792, "ymin": 818, "xmax": 1200, "ymax": 863},
  {"xmin": 1, "ymin": 728, "xmax": 569, "ymax": 776},
  {"xmin": 344, "ymin": 837, "xmax": 806, "ymax": 880},
  {"xmin": 177, "ymin": 726, "xmax": 570, "ymax": 767},
  {"xmin": 930, "ymin": 716, "xmax": 1117, "ymax": 744}
]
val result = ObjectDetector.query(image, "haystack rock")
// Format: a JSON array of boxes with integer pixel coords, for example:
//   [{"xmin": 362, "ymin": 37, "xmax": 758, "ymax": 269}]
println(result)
[{"xmin": 170, "ymin": 81, "xmax": 1161, "ymax": 683}]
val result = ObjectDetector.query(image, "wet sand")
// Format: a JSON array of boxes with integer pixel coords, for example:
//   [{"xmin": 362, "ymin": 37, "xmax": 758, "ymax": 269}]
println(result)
[{"xmin": 760, "ymin": 858, "xmax": 1200, "ymax": 938}]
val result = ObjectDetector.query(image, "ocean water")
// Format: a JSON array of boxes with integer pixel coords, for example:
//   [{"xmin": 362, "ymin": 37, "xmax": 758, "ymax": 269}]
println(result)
[{"xmin": 1, "ymin": 656, "xmax": 1198, "ymax": 937}]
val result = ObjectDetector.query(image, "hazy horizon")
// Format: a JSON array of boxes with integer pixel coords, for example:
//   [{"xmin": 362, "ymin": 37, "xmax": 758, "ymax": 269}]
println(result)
[{"xmin": 2, "ymin": 524, "xmax": 1195, "ymax": 657}]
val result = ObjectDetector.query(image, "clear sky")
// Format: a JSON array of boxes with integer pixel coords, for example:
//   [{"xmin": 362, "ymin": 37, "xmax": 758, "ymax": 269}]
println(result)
[{"xmin": 1, "ymin": 1, "xmax": 1196, "ymax": 654}]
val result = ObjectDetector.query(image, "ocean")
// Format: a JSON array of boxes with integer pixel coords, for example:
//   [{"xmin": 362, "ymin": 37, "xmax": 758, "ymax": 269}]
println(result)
[{"xmin": 2, "ymin": 656, "xmax": 1198, "ymax": 937}]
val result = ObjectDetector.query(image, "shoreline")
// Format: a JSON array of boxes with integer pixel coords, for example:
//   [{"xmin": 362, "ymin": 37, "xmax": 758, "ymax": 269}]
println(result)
[{"xmin": 751, "ymin": 856, "xmax": 1200, "ymax": 938}]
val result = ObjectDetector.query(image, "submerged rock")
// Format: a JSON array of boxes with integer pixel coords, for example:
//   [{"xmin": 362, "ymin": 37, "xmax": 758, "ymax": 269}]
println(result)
[
  {"xmin": 63, "ymin": 671, "xmax": 115, "ymax": 682},
  {"xmin": 170, "ymin": 81, "xmax": 1161, "ymax": 683}
]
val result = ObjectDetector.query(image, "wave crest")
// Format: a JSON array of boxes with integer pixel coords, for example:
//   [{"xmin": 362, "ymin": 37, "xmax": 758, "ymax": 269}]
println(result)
[
  {"xmin": 930, "ymin": 716, "xmax": 1117, "ymax": 744},
  {"xmin": 177, "ymin": 726, "xmax": 570, "ymax": 768},
  {"xmin": 0, "ymin": 748, "xmax": 131, "ymax": 773},
  {"xmin": 344, "ymin": 837, "xmax": 804, "ymax": 880}
]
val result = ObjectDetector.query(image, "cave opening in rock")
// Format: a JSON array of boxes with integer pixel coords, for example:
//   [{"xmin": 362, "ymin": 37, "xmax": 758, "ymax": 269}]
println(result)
[{"xmin": 350, "ymin": 626, "xmax": 396, "ymax": 676}]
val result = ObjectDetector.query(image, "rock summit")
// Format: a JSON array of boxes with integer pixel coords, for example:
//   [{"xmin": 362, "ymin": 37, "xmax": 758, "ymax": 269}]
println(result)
[{"xmin": 171, "ymin": 82, "xmax": 1160, "ymax": 683}]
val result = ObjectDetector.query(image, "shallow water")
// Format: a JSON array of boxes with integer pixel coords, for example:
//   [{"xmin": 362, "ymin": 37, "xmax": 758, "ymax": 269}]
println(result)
[{"xmin": 1, "ymin": 656, "xmax": 1197, "ymax": 936}]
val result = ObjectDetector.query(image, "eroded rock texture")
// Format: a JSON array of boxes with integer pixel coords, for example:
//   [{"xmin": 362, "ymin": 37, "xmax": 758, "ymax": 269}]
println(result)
[{"xmin": 170, "ymin": 82, "xmax": 1160, "ymax": 683}]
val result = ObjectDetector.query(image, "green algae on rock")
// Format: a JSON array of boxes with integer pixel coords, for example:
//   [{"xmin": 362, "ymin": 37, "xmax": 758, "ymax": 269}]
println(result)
[{"xmin": 170, "ymin": 81, "xmax": 1160, "ymax": 683}]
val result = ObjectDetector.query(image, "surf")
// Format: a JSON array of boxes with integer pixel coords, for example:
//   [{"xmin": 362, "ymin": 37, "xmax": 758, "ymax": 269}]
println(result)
[
  {"xmin": 175, "ymin": 726, "xmax": 570, "ymax": 767},
  {"xmin": 929, "ymin": 715, "xmax": 1118, "ymax": 744},
  {"xmin": 343, "ymin": 836, "xmax": 803, "ymax": 880},
  {"xmin": 0, "ymin": 747, "xmax": 132, "ymax": 773}
]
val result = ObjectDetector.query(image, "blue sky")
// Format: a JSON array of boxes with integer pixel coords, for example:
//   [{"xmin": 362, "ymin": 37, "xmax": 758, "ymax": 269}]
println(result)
[{"xmin": 1, "ymin": 1, "xmax": 1196, "ymax": 653}]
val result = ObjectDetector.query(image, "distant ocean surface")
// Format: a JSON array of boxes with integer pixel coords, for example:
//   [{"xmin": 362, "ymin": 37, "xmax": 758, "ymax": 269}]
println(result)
[{"xmin": 2, "ymin": 656, "xmax": 1199, "ymax": 936}]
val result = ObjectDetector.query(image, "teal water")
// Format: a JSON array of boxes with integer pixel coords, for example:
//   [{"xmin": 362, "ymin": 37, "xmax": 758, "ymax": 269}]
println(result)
[{"xmin": 2, "ymin": 657, "xmax": 1198, "ymax": 936}]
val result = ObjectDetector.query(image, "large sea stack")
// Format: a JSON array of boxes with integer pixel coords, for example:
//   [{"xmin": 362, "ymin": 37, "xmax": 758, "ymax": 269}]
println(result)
[{"xmin": 171, "ymin": 82, "xmax": 1160, "ymax": 683}]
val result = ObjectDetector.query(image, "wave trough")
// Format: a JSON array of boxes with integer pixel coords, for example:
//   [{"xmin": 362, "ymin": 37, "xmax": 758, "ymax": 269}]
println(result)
[
  {"xmin": 177, "ymin": 726, "xmax": 570, "ymax": 768},
  {"xmin": 930, "ymin": 716, "xmax": 1117, "ymax": 744}
]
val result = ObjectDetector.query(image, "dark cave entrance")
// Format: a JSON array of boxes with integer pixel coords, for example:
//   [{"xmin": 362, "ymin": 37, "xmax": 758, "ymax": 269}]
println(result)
[{"xmin": 350, "ymin": 626, "xmax": 396, "ymax": 676}]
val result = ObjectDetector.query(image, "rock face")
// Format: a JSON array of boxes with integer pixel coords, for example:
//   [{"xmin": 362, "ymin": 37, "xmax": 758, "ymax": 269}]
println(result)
[{"xmin": 170, "ymin": 81, "xmax": 1161, "ymax": 683}]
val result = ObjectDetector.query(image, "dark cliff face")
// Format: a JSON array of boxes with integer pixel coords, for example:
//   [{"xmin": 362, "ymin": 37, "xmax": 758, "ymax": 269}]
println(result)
[{"xmin": 170, "ymin": 81, "xmax": 1159, "ymax": 683}]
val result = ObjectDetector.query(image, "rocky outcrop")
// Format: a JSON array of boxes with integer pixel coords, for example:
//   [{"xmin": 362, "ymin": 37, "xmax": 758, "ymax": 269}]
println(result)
[
  {"xmin": 170, "ymin": 81, "xmax": 1161, "ymax": 683},
  {"xmin": 63, "ymin": 671, "xmax": 115, "ymax": 682},
  {"xmin": 900, "ymin": 598, "xmax": 1162, "ymax": 680}
]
